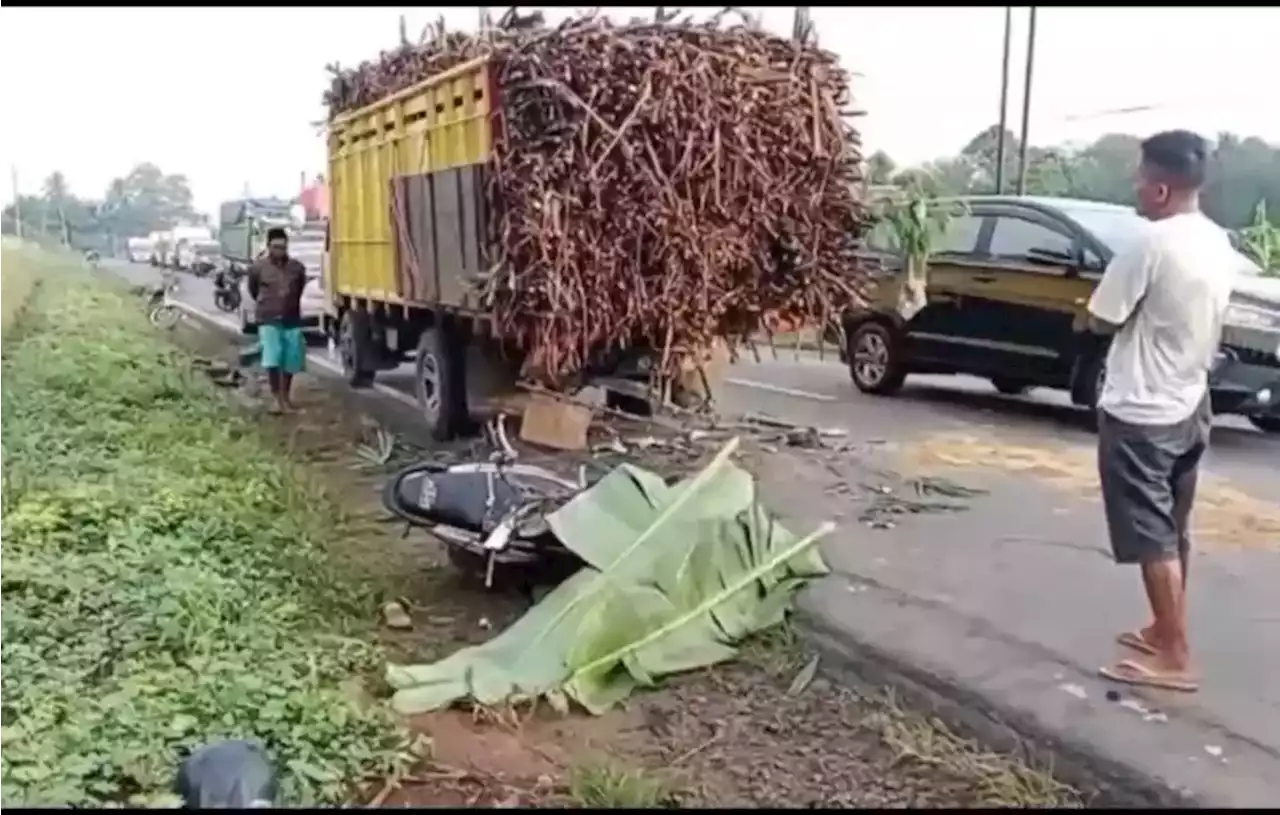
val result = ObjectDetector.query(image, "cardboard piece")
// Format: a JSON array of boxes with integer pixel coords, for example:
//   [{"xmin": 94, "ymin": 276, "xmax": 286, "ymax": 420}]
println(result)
[{"xmin": 519, "ymin": 393, "xmax": 593, "ymax": 451}]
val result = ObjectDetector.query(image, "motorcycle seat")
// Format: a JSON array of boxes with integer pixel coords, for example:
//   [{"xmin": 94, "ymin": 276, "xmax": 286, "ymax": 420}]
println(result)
[{"xmin": 393, "ymin": 470, "xmax": 529, "ymax": 532}]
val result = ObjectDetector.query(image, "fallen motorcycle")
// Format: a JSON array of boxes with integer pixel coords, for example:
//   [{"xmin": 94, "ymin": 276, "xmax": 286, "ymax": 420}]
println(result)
[{"xmin": 382, "ymin": 456, "xmax": 588, "ymax": 590}]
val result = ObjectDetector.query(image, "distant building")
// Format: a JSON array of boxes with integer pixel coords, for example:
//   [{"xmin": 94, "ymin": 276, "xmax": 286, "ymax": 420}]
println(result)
[{"xmin": 299, "ymin": 175, "xmax": 329, "ymax": 221}]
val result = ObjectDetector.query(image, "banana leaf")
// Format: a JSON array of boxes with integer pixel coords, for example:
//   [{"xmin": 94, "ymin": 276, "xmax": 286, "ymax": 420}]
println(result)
[{"xmin": 385, "ymin": 437, "xmax": 832, "ymax": 715}]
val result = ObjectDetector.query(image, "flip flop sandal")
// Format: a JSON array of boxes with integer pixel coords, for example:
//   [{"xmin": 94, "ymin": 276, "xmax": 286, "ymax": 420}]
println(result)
[
  {"xmin": 1116, "ymin": 630, "xmax": 1158, "ymax": 656},
  {"xmin": 1098, "ymin": 659, "xmax": 1199, "ymax": 693}
]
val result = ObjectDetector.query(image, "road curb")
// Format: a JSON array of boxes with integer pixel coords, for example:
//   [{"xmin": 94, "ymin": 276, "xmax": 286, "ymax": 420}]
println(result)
[{"xmin": 795, "ymin": 609, "xmax": 1197, "ymax": 808}]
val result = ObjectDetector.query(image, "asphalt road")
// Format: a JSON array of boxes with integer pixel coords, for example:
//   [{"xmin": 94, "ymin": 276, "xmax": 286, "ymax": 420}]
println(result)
[{"xmin": 112, "ymin": 259, "xmax": 1280, "ymax": 805}]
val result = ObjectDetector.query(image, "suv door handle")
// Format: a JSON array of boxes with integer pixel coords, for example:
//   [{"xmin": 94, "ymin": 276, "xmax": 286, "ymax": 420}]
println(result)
[{"xmin": 972, "ymin": 275, "xmax": 997, "ymax": 283}]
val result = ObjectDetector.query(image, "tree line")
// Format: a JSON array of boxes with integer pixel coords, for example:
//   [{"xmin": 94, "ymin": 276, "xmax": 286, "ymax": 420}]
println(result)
[
  {"xmin": 1, "ymin": 164, "xmax": 199, "ymax": 252},
  {"xmin": 866, "ymin": 126, "xmax": 1280, "ymax": 231}
]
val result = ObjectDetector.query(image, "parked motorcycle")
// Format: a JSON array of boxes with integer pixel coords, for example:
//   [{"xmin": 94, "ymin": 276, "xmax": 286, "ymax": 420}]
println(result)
[{"xmin": 213, "ymin": 268, "xmax": 242, "ymax": 313}]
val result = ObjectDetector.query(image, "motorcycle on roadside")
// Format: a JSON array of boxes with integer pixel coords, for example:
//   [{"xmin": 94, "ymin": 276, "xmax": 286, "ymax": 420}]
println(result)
[{"xmin": 212, "ymin": 267, "xmax": 243, "ymax": 313}]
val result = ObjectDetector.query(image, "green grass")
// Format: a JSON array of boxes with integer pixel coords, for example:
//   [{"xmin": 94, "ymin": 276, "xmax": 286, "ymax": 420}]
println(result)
[
  {"xmin": 0, "ymin": 251, "xmax": 415, "ymax": 806},
  {"xmin": 566, "ymin": 762, "xmax": 672, "ymax": 808},
  {"xmin": 1, "ymin": 242, "xmax": 41, "ymax": 340}
]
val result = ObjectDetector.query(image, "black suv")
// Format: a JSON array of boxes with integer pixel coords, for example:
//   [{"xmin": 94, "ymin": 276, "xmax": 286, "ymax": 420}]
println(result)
[{"xmin": 842, "ymin": 195, "xmax": 1280, "ymax": 433}]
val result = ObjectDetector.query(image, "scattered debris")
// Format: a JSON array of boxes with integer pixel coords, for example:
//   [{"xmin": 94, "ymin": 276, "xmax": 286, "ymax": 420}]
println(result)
[
  {"xmin": 1058, "ymin": 683, "xmax": 1089, "ymax": 701},
  {"xmin": 519, "ymin": 393, "xmax": 594, "ymax": 451},
  {"xmin": 853, "ymin": 473, "xmax": 989, "ymax": 528},
  {"xmin": 787, "ymin": 655, "xmax": 821, "ymax": 696},
  {"xmin": 382, "ymin": 601, "xmax": 414, "ymax": 631}
]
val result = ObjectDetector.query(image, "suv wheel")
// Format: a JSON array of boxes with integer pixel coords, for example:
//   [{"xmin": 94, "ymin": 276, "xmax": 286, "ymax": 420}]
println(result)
[
  {"xmin": 1072, "ymin": 354, "xmax": 1107, "ymax": 409},
  {"xmin": 847, "ymin": 322, "xmax": 906, "ymax": 395}
]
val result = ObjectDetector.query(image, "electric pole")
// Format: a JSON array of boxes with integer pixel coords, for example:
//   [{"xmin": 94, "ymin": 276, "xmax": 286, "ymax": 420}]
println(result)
[
  {"xmin": 793, "ymin": 7, "xmax": 813, "ymax": 44},
  {"xmin": 994, "ymin": 7, "xmax": 1012, "ymax": 194},
  {"xmin": 1015, "ymin": 6, "xmax": 1038, "ymax": 196}
]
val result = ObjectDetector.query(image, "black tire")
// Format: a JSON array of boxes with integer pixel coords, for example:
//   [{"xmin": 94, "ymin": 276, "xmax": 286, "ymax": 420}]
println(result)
[
  {"xmin": 991, "ymin": 377, "xmax": 1032, "ymax": 396},
  {"xmin": 846, "ymin": 321, "xmax": 906, "ymax": 395},
  {"xmin": 338, "ymin": 309, "xmax": 375, "ymax": 388},
  {"xmin": 415, "ymin": 321, "xmax": 469, "ymax": 442},
  {"xmin": 1249, "ymin": 415, "xmax": 1280, "ymax": 434},
  {"xmin": 606, "ymin": 390, "xmax": 655, "ymax": 417},
  {"xmin": 214, "ymin": 289, "xmax": 239, "ymax": 313},
  {"xmin": 1071, "ymin": 353, "xmax": 1107, "ymax": 409}
]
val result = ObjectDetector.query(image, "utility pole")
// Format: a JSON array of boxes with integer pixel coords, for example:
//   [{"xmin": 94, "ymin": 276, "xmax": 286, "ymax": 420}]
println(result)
[
  {"xmin": 10, "ymin": 164, "xmax": 22, "ymax": 238},
  {"xmin": 793, "ymin": 7, "xmax": 812, "ymax": 44},
  {"xmin": 1015, "ymin": 6, "xmax": 1038, "ymax": 196},
  {"xmin": 994, "ymin": 7, "xmax": 1012, "ymax": 195}
]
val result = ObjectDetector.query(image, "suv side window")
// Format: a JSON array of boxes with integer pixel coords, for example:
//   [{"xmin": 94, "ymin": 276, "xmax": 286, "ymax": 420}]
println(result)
[
  {"xmin": 935, "ymin": 214, "xmax": 984, "ymax": 256},
  {"xmin": 987, "ymin": 216, "xmax": 1073, "ymax": 262}
]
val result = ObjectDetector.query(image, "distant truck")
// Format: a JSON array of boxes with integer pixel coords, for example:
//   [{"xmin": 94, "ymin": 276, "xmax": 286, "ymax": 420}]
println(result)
[
  {"xmin": 170, "ymin": 225, "xmax": 215, "ymax": 270},
  {"xmin": 178, "ymin": 239, "xmax": 222, "ymax": 276},
  {"xmin": 126, "ymin": 237, "xmax": 153, "ymax": 264},
  {"xmin": 219, "ymin": 197, "xmax": 328, "ymax": 335}
]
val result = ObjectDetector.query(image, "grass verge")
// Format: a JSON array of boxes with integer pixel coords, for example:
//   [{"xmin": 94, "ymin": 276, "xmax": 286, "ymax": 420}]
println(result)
[
  {"xmin": 2, "ymin": 241, "xmax": 42, "ymax": 341},
  {"xmin": 0, "ymin": 250, "xmax": 416, "ymax": 806}
]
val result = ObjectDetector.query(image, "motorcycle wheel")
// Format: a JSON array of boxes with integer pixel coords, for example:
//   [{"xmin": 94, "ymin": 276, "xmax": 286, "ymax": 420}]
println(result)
[
  {"xmin": 214, "ymin": 290, "xmax": 239, "ymax": 313},
  {"xmin": 149, "ymin": 304, "xmax": 181, "ymax": 330}
]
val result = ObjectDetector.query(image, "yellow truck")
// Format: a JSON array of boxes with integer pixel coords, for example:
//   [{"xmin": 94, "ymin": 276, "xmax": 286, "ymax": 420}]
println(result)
[{"xmin": 324, "ymin": 57, "xmax": 720, "ymax": 440}]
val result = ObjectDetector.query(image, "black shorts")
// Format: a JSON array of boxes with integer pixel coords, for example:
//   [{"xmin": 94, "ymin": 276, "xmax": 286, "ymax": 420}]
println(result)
[{"xmin": 1096, "ymin": 398, "xmax": 1211, "ymax": 565}]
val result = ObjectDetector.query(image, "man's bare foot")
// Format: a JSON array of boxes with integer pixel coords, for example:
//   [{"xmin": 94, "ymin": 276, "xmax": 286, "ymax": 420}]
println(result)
[{"xmin": 268, "ymin": 401, "xmax": 287, "ymax": 415}]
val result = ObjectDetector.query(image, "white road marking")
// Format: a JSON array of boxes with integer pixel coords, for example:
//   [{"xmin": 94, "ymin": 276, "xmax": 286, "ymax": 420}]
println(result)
[
  {"xmin": 171, "ymin": 301, "xmax": 422, "ymax": 410},
  {"xmin": 725, "ymin": 377, "xmax": 837, "ymax": 402},
  {"xmin": 173, "ymin": 300, "xmax": 834, "ymax": 412}
]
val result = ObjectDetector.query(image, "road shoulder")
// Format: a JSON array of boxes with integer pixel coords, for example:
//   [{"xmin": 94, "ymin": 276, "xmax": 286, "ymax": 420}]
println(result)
[{"xmin": 756, "ymin": 446, "xmax": 1280, "ymax": 808}]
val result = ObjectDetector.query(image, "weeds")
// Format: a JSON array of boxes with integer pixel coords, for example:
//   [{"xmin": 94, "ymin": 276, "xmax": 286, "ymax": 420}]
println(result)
[
  {"xmin": 1, "ymin": 241, "xmax": 41, "ymax": 340},
  {"xmin": 0, "ymin": 254, "xmax": 414, "ymax": 806},
  {"xmin": 566, "ymin": 762, "xmax": 671, "ymax": 808}
]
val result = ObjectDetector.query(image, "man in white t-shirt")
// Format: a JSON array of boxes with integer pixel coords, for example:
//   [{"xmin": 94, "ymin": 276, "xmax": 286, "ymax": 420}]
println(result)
[{"xmin": 1086, "ymin": 130, "xmax": 1236, "ymax": 694}]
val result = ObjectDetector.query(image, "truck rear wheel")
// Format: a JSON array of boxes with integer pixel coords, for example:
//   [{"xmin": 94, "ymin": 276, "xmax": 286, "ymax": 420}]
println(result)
[
  {"xmin": 416, "ymin": 321, "xmax": 469, "ymax": 442},
  {"xmin": 339, "ymin": 309, "xmax": 376, "ymax": 388}
]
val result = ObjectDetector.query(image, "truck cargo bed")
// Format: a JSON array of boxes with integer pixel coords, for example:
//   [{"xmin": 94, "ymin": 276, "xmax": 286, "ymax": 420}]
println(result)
[{"xmin": 328, "ymin": 56, "xmax": 496, "ymax": 309}]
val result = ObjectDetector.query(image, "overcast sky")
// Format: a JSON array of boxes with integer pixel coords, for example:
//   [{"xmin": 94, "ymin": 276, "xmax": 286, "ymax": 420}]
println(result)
[{"xmin": 1, "ymin": 6, "xmax": 1275, "ymax": 216}]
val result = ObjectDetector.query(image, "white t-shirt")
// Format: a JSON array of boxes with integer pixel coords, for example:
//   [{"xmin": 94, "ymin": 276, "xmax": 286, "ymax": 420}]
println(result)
[{"xmin": 1087, "ymin": 211, "xmax": 1236, "ymax": 426}]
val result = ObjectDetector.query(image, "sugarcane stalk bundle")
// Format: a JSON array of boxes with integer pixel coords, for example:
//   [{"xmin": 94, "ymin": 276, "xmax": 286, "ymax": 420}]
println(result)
[{"xmin": 325, "ymin": 8, "xmax": 875, "ymax": 383}]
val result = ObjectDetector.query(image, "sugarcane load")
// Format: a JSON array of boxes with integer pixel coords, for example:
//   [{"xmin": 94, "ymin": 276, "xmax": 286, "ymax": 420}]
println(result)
[{"xmin": 320, "ymin": 7, "xmax": 873, "ymax": 440}]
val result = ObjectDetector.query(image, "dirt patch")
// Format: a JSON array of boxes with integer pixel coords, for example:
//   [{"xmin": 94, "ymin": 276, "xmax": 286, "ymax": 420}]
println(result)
[
  {"xmin": 164, "ymin": 315, "xmax": 1080, "ymax": 808},
  {"xmin": 899, "ymin": 430, "xmax": 1280, "ymax": 553}
]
